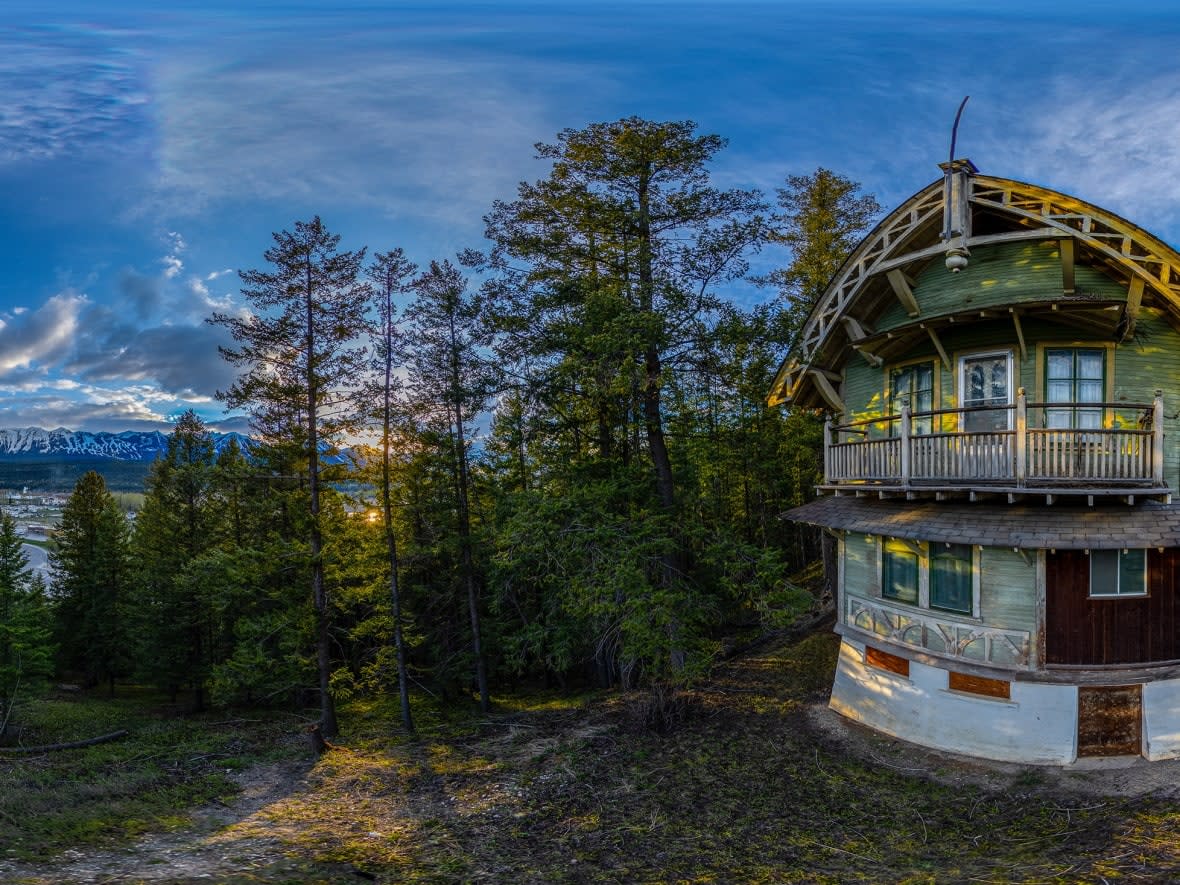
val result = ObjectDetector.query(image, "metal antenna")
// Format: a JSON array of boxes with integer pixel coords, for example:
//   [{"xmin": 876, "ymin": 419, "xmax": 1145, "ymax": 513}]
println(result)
[{"xmin": 949, "ymin": 96, "xmax": 970, "ymax": 164}]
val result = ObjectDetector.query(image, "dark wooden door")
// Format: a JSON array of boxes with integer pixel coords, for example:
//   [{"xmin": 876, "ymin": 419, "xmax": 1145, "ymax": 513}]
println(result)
[{"xmin": 1077, "ymin": 685, "xmax": 1141, "ymax": 757}]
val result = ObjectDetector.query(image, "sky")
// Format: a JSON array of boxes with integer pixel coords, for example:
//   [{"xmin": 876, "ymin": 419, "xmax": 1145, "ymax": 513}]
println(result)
[{"xmin": 3, "ymin": 0, "xmax": 1180, "ymax": 433}]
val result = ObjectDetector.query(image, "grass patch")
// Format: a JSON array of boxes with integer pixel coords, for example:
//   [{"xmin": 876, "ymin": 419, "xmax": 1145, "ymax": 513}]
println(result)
[
  {"xmin": 0, "ymin": 690, "xmax": 306, "ymax": 863},
  {"xmin": 9, "ymin": 633, "xmax": 1180, "ymax": 882}
]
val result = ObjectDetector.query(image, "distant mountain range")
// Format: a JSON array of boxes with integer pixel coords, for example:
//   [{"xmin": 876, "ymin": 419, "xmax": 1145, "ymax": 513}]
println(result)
[{"xmin": 0, "ymin": 427, "xmax": 251, "ymax": 463}]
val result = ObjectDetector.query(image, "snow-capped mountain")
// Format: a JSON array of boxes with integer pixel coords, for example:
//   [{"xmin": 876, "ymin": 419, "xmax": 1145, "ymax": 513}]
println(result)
[{"xmin": 0, "ymin": 427, "xmax": 251, "ymax": 462}]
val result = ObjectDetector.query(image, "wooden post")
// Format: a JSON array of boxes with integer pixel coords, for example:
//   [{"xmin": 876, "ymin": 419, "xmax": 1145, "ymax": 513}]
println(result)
[
  {"xmin": 1153, "ymin": 389, "xmax": 1165, "ymax": 486},
  {"xmin": 823, "ymin": 416, "xmax": 833, "ymax": 486},
  {"xmin": 900, "ymin": 405, "xmax": 912, "ymax": 486},
  {"xmin": 1015, "ymin": 387, "xmax": 1027, "ymax": 487}
]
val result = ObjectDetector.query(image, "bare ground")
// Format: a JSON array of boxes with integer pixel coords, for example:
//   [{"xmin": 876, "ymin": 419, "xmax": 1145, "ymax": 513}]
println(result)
[{"xmin": 6, "ymin": 630, "xmax": 1180, "ymax": 884}]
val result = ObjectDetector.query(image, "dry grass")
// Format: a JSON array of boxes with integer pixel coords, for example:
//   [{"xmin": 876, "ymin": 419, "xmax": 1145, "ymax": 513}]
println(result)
[{"xmin": 10, "ymin": 632, "xmax": 1180, "ymax": 883}]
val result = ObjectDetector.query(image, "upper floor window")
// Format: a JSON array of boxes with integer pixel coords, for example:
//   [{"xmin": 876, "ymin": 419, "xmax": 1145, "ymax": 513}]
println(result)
[
  {"xmin": 1045, "ymin": 348, "xmax": 1104, "ymax": 430},
  {"xmin": 889, "ymin": 361, "xmax": 934, "ymax": 435},
  {"xmin": 960, "ymin": 351, "xmax": 1012, "ymax": 432}
]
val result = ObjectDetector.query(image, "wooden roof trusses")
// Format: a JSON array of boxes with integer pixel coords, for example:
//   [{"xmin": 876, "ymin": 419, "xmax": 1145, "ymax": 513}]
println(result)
[{"xmin": 769, "ymin": 166, "xmax": 1180, "ymax": 408}]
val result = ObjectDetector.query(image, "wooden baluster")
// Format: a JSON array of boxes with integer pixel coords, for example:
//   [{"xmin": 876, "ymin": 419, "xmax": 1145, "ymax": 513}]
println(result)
[{"xmin": 1154, "ymin": 390, "xmax": 1165, "ymax": 486}]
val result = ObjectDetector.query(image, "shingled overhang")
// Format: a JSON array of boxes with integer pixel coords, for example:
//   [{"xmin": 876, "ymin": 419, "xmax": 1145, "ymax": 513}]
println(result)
[
  {"xmin": 786, "ymin": 496, "xmax": 1180, "ymax": 549},
  {"xmin": 769, "ymin": 164, "xmax": 1180, "ymax": 411}
]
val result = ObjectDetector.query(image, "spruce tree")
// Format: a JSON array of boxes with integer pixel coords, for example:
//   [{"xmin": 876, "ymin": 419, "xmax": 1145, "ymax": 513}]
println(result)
[
  {"xmin": 0, "ymin": 514, "xmax": 53, "ymax": 735},
  {"xmin": 51, "ymin": 471, "xmax": 130, "ymax": 695},
  {"xmin": 211, "ymin": 216, "xmax": 369, "ymax": 738},
  {"xmin": 132, "ymin": 410, "xmax": 219, "ymax": 708}
]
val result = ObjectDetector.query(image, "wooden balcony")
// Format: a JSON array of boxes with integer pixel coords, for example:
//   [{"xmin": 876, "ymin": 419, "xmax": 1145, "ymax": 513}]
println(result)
[{"xmin": 823, "ymin": 389, "xmax": 1168, "ymax": 502}]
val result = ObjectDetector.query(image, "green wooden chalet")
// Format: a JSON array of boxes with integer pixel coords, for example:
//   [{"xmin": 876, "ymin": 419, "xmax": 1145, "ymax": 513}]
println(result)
[{"xmin": 775, "ymin": 158, "xmax": 1180, "ymax": 763}]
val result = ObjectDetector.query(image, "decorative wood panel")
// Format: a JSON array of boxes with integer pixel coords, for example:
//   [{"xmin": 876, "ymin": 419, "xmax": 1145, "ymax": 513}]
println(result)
[
  {"xmin": 1045, "ymin": 549, "xmax": 1180, "ymax": 666},
  {"xmin": 1077, "ymin": 684, "xmax": 1141, "ymax": 757},
  {"xmin": 847, "ymin": 597, "xmax": 1031, "ymax": 669}
]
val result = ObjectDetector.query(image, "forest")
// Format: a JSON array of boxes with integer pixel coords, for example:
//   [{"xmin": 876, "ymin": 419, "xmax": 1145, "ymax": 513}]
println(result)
[{"xmin": 0, "ymin": 117, "xmax": 880, "ymax": 740}]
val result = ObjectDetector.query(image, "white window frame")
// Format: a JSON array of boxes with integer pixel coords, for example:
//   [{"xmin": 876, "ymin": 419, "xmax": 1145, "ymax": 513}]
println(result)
[
  {"xmin": 1088, "ymin": 549, "xmax": 1148, "ymax": 598},
  {"xmin": 958, "ymin": 349, "xmax": 1015, "ymax": 431}
]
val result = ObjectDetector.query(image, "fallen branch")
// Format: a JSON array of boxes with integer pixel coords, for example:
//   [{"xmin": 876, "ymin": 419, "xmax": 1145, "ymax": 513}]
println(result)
[{"xmin": 0, "ymin": 729, "xmax": 130, "ymax": 755}]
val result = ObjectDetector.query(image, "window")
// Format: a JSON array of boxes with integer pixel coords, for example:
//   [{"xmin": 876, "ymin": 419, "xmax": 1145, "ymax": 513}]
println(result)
[
  {"xmin": 931, "ymin": 543, "xmax": 973, "ymax": 614},
  {"xmin": 960, "ymin": 351, "xmax": 1012, "ymax": 432},
  {"xmin": 1089, "ymin": 549, "xmax": 1147, "ymax": 597},
  {"xmin": 882, "ymin": 539, "xmax": 919, "ymax": 604},
  {"xmin": 877, "ymin": 538, "xmax": 980, "ymax": 617},
  {"xmin": 1045, "ymin": 348, "xmax": 1104, "ymax": 430},
  {"xmin": 889, "ymin": 361, "xmax": 935, "ymax": 435}
]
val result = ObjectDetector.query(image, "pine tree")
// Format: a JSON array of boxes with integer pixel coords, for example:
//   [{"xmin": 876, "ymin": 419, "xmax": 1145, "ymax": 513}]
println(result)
[
  {"xmin": 364, "ymin": 247, "xmax": 417, "ymax": 732},
  {"xmin": 0, "ymin": 514, "xmax": 53, "ymax": 736},
  {"xmin": 765, "ymin": 167, "xmax": 881, "ymax": 336},
  {"xmin": 51, "ymin": 471, "xmax": 131, "ymax": 695},
  {"xmin": 210, "ymin": 217, "xmax": 369, "ymax": 737},
  {"xmin": 403, "ymin": 259, "xmax": 496, "ymax": 714},
  {"xmin": 132, "ymin": 410, "xmax": 219, "ymax": 708}
]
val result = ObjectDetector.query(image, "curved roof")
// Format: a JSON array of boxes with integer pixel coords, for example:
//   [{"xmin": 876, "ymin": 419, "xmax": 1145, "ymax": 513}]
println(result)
[{"xmin": 770, "ymin": 166, "xmax": 1180, "ymax": 409}]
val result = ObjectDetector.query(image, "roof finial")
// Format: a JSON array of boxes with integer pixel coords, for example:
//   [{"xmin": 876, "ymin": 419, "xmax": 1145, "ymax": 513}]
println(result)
[{"xmin": 949, "ymin": 95, "xmax": 969, "ymax": 164}]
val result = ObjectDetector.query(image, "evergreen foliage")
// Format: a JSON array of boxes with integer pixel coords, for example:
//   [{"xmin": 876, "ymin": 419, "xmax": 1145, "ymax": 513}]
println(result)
[
  {"xmin": 50, "ymin": 471, "xmax": 131, "ymax": 694},
  {"xmin": 0, "ymin": 513, "xmax": 53, "ymax": 734},
  {"xmin": 211, "ymin": 216, "xmax": 369, "ymax": 738},
  {"xmin": 32, "ymin": 122, "xmax": 873, "ymax": 735}
]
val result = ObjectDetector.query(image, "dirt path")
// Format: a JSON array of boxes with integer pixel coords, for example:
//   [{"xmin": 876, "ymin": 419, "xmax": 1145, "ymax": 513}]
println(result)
[{"xmin": 0, "ymin": 760, "xmax": 318, "ymax": 884}]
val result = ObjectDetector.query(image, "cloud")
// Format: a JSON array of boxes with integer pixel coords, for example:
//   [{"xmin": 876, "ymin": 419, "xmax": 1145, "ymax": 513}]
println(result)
[
  {"xmin": 65, "ymin": 317, "xmax": 238, "ymax": 400},
  {"xmin": 0, "ymin": 293, "xmax": 87, "ymax": 377},
  {"xmin": 0, "ymin": 22, "xmax": 150, "ymax": 165},
  {"xmin": 147, "ymin": 31, "xmax": 603, "ymax": 225}
]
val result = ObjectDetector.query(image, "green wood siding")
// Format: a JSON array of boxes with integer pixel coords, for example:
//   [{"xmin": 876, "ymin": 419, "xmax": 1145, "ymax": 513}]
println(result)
[
  {"xmin": 876, "ymin": 241, "xmax": 1127, "ymax": 334},
  {"xmin": 979, "ymin": 547, "xmax": 1037, "ymax": 667},
  {"xmin": 842, "ymin": 532, "xmax": 878, "ymax": 603},
  {"xmin": 1114, "ymin": 308, "xmax": 1180, "ymax": 490}
]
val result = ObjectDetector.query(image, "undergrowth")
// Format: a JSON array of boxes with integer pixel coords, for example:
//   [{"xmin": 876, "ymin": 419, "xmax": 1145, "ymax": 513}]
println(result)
[{"xmin": 6, "ymin": 634, "xmax": 1180, "ymax": 883}]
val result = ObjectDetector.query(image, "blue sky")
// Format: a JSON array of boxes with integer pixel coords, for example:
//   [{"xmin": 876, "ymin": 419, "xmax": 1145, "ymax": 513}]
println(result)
[{"xmin": 3, "ymin": 0, "xmax": 1180, "ymax": 432}]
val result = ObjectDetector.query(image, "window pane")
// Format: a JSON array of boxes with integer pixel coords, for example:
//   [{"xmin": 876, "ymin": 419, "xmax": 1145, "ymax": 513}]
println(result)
[
  {"xmin": 1047, "ymin": 351, "xmax": 1072, "ymax": 379},
  {"xmin": 1077, "ymin": 350, "xmax": 1104, "ymax": 380},
  {"xmin": 1046, "ymin": 408, "xmax": 1072, "ymax": 429},
  {"xmin": 1077, "ymin": 380, "xmax": 1103, "ymax": 404},
  {"xmin": 1090, "ymin": 550, "xmax": 1120, "ymax": 596},
  {"xmin": 1120, "ymin": 549, "xmax": 1147, "ymax": 596},
  {"xmin": 1076, "ymin": 408, "xmax": 1102, "ymax": 430},
  {"xmin": 883, "ymin": 543, "xmax": 919, "ymax": 605},
  {"xmin": 931, "ymin": 544, "xmax": 973, "ymax": 614},
  {"xmin": 1047, "ymin": 380, "xmax": 1072, "ymax": 403}
]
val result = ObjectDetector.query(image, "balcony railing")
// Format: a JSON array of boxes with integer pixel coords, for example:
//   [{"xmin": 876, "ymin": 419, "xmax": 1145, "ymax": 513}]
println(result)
[{"xmin": 824, "ymin": 388, "xmax": 1165, "ymax": 491}]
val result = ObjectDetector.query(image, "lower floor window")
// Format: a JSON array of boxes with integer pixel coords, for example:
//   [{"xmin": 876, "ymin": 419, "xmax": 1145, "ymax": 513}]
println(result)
[
  {"xmin": 878, "ymin": 537, "xmax": 979, "ymax": 617},
  {"xmin": 882, "ymin": 540, "xmax": 919, "ymax": 604},
  {"xmin": 931, "ymin": 544, "xmax": 973, "ymax": 614},
  {"xmin": 1089, "ymin": 549, "xmax": 1147, "ymax": 597}
]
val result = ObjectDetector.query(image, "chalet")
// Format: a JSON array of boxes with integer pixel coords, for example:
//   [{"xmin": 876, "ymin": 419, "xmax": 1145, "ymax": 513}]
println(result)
[{"xmin": 773, "ymin": 158, "xmax": 1180, "ymax": 764}]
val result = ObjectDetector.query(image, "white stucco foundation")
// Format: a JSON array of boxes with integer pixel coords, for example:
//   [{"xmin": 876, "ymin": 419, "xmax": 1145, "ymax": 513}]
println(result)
[
  {"xmin": 830, "ymin": 638, "xmax": 1079, "ymax": 765},
  {"xmin": 1142, "ymin": 680, "xmax": 1180, "ymax": 760}
]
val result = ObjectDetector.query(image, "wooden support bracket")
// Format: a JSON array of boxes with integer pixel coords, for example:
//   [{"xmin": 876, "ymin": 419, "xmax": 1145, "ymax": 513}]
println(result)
[
  {"xmin": 1060, "ymin": 238, "xmax": 1076, "ymax": 295},
  {"xmin": 1122, "ymin": 276, "xmax": 1145, "ymax": 342},
  {"xmin": 922, "ymin": 324, "xmax": 951, "ymax": 370},
  {"xmin": 1010, "ymin": 308, "xmax": 1028, "ymax": 362},
  {"xmin": 809, "ymin": 369, "xmax": 845, "ymax": 414},
  {"xmin": 886, "ymin": 269, "xmax": 921, "ymax": 317}
]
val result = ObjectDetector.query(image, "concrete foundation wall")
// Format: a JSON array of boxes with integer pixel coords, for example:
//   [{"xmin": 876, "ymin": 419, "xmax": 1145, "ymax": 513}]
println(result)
[{"xmin": 830, "ymin": 638, "xmax": 1079, "ymax": 765}]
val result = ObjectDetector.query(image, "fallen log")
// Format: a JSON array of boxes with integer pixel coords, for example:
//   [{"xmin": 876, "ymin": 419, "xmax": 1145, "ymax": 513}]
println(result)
[{"xmin": 0, "ymin": 729, "xmax": 130, "ymax": 754}]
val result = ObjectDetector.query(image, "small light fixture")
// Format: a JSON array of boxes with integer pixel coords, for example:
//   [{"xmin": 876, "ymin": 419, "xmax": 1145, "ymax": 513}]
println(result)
[{"xmin": 945, "ymin": 244, "xmax": 970, "ymax": 273}]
